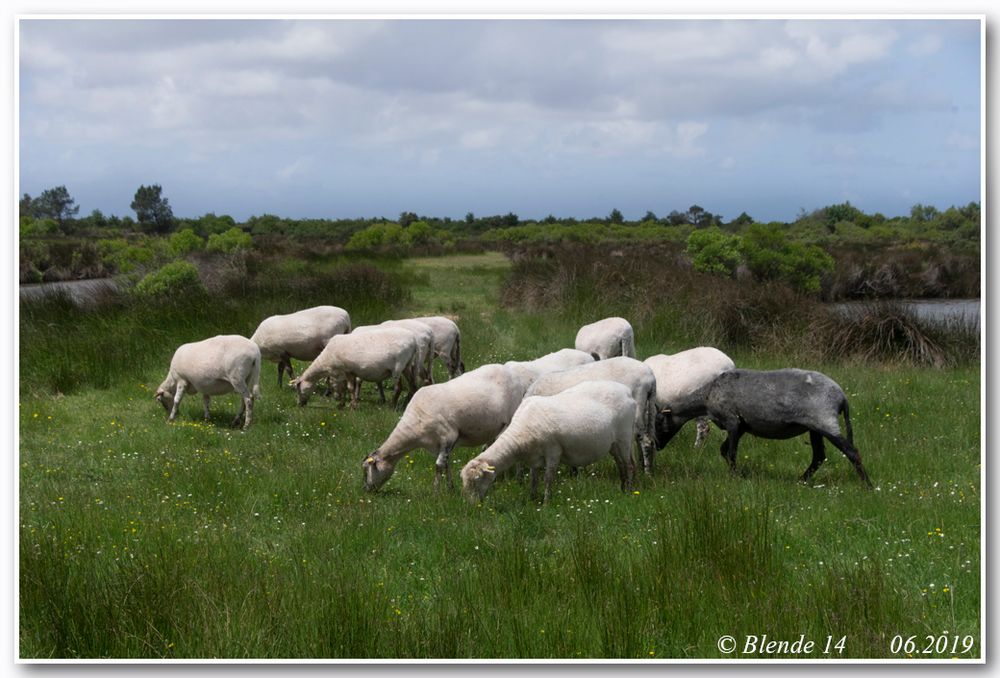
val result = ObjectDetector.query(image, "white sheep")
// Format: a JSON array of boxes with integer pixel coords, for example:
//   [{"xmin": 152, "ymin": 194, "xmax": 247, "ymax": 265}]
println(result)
[
  {"xmin": 525, "ymin": 356, "xmax": 657, "ymax": 475},
  {"xmin": 645, "ymin": 347, "xmax": 735, "ymax": 456},
  {"xmin": 362, "ymin": 363, "xmax": 526, "ymax": 492},
  {"xmin": 461, "ymin": 380, "xmax": 637, "ymax": 504},
  {"xmin": 352, "ymin": 320, "xmax": 435, "ymax": 390},
  {"xmin": 410, "ymin": 315, "xmax": 464, "ymax": 378},
  {"xmin": 574, "ymin": 317, "xmax": 636, "ymax": 360},
  {"xmin": 250, "ymin": 305, "xmax": 351, "ymax": 387},
  {"xmin": 377, "ymin": 319, "xmax": 436, "ymax": 386},
  {"xmin": 504, "ymin": 348, "xmax": 597, "ymax": 395},
  {"xmin": 290, "ymin": 327, "xmax": 418, "ymax": 409},
  {"xmin": 154, "ymin": 335, "xmax": 262, "ymax": 430}
]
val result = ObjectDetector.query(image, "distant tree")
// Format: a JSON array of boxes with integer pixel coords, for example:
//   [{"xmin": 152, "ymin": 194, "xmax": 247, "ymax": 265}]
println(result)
[
  {"xmin": 33, "ymin": 185, "xmax": 80, "ymax": 231},
  {"xmin": 19, "ymin": 193, "xmax": 35, "ymax": 218},
  {"xmin": 641, "ymin": 210, "xmax": 658, "ymax": 223},
  {"xmin": 909, "ymin": 203, "xmax": 940, "ymax": 224},
  {"xmin": 543, "ymin": 214, "xmax": 558, "ymax": 224},
  {"xmin": 465, "ymin": 212, "xmax": 475, "ymax": 224},
  {"xmin": 131, "ymin": 184, "xmax": 174, "ymax": 233},
  {"xmin": 667, "ymin": 210, "xmax": 688, "ymax": 226},
  {"xmin": 687, "ymin": 204, "xmax": 706, "ymax": 226},
  {"xmin": 727, "ymin": 211, "xmax": 754, "ymax": 230},
  {"xmin": 502, "ymin": 212, "xmax": 519, "ymax": 227},
  {"xmin": 608, "ymin": 208, "xmax": 624, "ymax": 224},
  {"xmin": 399, "ymin": 211, "xmax": 419, "ymax": 228}
]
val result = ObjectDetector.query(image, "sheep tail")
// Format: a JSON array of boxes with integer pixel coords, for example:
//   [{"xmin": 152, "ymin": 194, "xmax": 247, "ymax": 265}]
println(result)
[
  {"xmin": 623, "ymin": 333, "xmax": 636, "ymax": 359},
  {"xmin": 251, "ymin": 355, "xmax": 262, "ymax": 400},
  {"xmin": 840, "ymin": 397, "xmax": 853, "ymax": 446},
  {"xmin": 452, "ymin": 334, "xmax": 462, "ymax": 375}
]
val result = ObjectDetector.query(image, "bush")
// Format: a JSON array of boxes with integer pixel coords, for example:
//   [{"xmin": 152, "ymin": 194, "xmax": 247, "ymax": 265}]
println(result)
[
  {"xmin": 169, "ymin": 228, "xmax": 204, "ymax": 256},
  {"xmin": 346, "ymin": 223, "xmax": 404, "ymax": 252},
  {"xmin": 134, "ymin": 261, "xmax": 206, "ymax": 300},
  {"xmin": 686, "ymin": 227, "xmax": 741, "ymax": 277},
  {"xmin": 206, "ymin": 228, "xmax": 252, "ymax": 254},
  {"xmin": 740, "ymin": 223, "xmax": 834, "ymax": 294}
]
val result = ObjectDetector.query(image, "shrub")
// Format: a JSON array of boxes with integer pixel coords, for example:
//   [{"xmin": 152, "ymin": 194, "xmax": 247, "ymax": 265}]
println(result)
[
  {"xmin": 206, "ymin": 228, "xmax": 252, "ymax": 254},
  {"xmin": 686, "ymin": 227, "xmax": 741, "ymax": 277},
  {"xmin": 134, "ymin": 261, "xmax": 206, "ymax": 300},
  {"xmin": 740, "ymin": 223, "xmax": 834, "ymax": 294},
  {"xmin": 19, "ymin": 217, "xmax": 59, "ymax": 237},
  {"xmin": 345, "ymin": 223, "xmax": 405, "ymax": 252},
  {"xmin": 169, "ymin": 228, "xmax": 204, "ymax": 256}
]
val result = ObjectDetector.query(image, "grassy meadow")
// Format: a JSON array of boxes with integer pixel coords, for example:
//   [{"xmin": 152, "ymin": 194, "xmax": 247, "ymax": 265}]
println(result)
[{"xmin": 18, "ymin": 253, "xmax": 981, "ymax": 660}]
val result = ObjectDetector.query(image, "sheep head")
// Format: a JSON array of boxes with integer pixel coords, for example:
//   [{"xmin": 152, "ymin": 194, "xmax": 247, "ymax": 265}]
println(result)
[
  {"xmin": 460, "ymin": 459, "xmax": 497, "ymax": 504},
  {"xmin": 362, "ymin": 452, "xmax": 395, "ymax": 492},
  {"xmin": 290, "ymin": 377, "xmax": 314, "ymax": 407},
  {"xmin": 653, "ymin": 407, "xmax": 681, "ymax": 450},
  {"xmin": 154, "ymin": 389, "xmax": 171, "ymax": 413}
]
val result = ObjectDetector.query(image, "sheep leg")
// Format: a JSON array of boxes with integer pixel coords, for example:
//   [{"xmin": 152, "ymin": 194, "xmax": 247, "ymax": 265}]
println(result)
[
  {"xmin": 202, "ymin": 395, "xmax": 211, "ymax": 421},
  {"xmin": 611, "ymin": 440, "xmax": 633, "ymax": 492},
  {"xmin": 529, "ymin": 467, "xmax": 541, "ymax": 501},
  {"xmin": 277, "ymin": 360, "xmax": 285, "ymax": 387},
  {"xmin": 694, "ymin": 417, "xmax": 711, "ymax": 448},
  {"xmin": 377, "ymin": 381, "xmax": 387, "ymax": 404},
  {"xmin": 390, "ymin": 374, "xmax": 404, "ymax": 410},
  {"xmin": 231, "ymin": 382, "xmax": 253, "ymax": 429},
  {"xmin": 823, "ymin": 433, "xmax": 874, "ymax": 489},
  {"xmin": 720, "ymin": 427, "xmax": 743, "ymax": 473},
  {"xmin": 638, "ymin": 432, "xmax": 655, "ymax": 476},
  {"xmin": 801, "ymin": 431, "xmax": 827, "ymax": 483},
  {"xmin": 168, "ymin": 383, "xmax": 187, "ymax": 422},
  {"xmin": 434, "ymin": 441, "xmax": 457, "ymax": 491},
  {"xmin": 543, "ymin": 462, "xmax": 559, "ymax": 504},
  {"xmin": 350, "ymin": 378, "xmax": 362, "ymax": 410}
]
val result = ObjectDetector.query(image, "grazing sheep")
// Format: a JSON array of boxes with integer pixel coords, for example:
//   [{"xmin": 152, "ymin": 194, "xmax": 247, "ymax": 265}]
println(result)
[
  {"xmin": 377, "ymin": 319, "xmax": 437, "ymax": 386},
  {"xmin": 504, "ymin": 348, "xmax": 597, "ymax": 395},
  {"xmin": 461, "ymin": 381, "xmax": 637, "ymax": 504},
  {"xmin": 410, "ymin": 315, "xmax": 465, "ymax": 378},
  {"xmin": 291, "ymin": 327, "xmax": 418, "ymax": 409},
  {"xmin": 574, "ymin": 317, "xmax": 636, "ymax": 360},
  {"xmin": 353, "ymin": 320, "xmax": 435, "ymax": 391},
  {"xmin": 525, "ymin": 357, "xmax": 657, "ymax": 475},
  {"xmin": 362, "ymin": 364, "xmax": 526, "ymax": 492},
  {"xmin": 645, "ymin": 347, "xmax": 735, "ymax": 451},
  {"xmin": 154, "ymin": 335, "xmax": 262, "ymax": 430},
  {"xmin": 695, "ymin": 368, "xmax": 872, "ymax": 487},
  {"xmin": 250, "ymin": 305, "xmax": 351, "ymax": 387}
]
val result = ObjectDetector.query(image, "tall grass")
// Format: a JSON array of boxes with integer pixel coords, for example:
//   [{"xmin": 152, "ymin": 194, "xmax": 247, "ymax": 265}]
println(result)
[
  {"xmin": 19, "ymin": 256, "xmax": 410, "ymax": 396},
  {"xmin": 498, "ymin": 243, "xmax": 979, "ymax": 367}
]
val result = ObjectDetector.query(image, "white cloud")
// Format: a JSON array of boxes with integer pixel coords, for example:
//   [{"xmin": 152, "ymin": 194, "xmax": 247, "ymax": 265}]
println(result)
[
  {"xmin": 909, "ymin": 34, "xmax": 943, "ymax": 57},
  {"xmin": 673, "ymin": 121, "xmax": 708, "ymax": 157}
]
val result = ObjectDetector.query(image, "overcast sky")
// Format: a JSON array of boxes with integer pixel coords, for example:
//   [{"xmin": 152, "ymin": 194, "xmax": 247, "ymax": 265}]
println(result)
[{"xmin": 18, "ymin": 18, "xmax": 981, "ymax": 223}]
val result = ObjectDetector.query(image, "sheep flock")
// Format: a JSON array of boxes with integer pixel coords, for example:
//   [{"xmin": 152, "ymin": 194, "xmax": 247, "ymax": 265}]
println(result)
[{"xmin": 156, "ymin": 308, "xmax": 873, "ymax": 504}]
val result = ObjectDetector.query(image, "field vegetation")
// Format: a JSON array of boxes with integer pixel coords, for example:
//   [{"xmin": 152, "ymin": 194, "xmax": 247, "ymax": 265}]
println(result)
[{"xmin": 18, "ymin": 244, "xmax": 981, "ymax": 659}]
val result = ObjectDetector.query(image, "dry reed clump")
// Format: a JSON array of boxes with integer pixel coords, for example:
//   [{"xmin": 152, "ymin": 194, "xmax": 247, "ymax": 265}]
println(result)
[
  {"xmin": 825, "ymin": 247, "xmax": 980, "ymax": 301},
  {"xmin": 809, "ymin": 302, "xmax": 954, "ymax": 367}
]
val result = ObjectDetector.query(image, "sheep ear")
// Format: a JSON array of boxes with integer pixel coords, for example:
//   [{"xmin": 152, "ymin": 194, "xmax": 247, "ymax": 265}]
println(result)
[
  {"xmin": 484, "ymin": 465, "xmax": 496, "ymax": 474},
  {"xmin": 660, "ymin": 407, "xmax": 671, "ymax": 414},
  {"xmin": 364, "ymin": 456, "xmax": 376, "ymax": 464}
]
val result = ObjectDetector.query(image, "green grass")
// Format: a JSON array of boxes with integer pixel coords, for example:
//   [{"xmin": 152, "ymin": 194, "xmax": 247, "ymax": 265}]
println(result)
[{"xmin": 19, "ymin": 254, "xmax": 981, "ymax": 659}]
